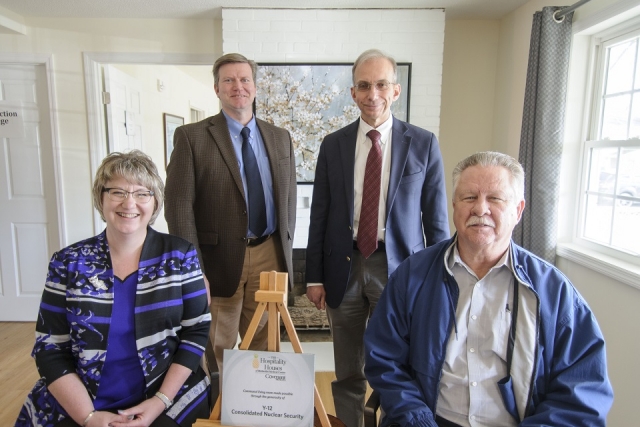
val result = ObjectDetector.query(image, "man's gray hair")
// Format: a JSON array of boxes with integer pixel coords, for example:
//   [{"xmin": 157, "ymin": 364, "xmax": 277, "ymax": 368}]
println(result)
[
  {"xmin": 452, "ymin": 151, "xmax": 525, "ymax": 200},
  {"xmin": 212, "ymin": 53, "xmax": 258, "ymax": 85},
  {"xmin": 352, "ymin": 49, "xmax": 398, "ymax": 85}
]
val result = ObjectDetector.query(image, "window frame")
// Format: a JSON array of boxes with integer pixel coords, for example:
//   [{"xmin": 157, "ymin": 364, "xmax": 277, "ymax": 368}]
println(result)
[{"xmin": 564, "ymin": 14, "xmax": 640, "ymax": 279}]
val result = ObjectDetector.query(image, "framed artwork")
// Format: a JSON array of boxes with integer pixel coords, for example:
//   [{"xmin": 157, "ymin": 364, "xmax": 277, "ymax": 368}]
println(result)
[
  {"xmin": 255, "ymin": 62, "xmax": 411, "ymax": 182},
  {"xmin": 163, "ymin": 113, "xmax": 184, "ymax": 168}
]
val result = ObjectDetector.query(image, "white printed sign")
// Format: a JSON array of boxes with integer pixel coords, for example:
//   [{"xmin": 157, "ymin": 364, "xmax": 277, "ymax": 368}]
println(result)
[
  {"xmin": 221, "ymin": 349, "xmax": 315, "ymax": 427},
  {"xmin": 0, "ymin": 102, "xmax": 25, "ymax": 138}
]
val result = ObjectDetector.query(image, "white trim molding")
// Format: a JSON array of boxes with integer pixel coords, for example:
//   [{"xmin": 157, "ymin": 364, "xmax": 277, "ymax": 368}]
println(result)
[
  {"xmin": 0, "ymin": 6, "xmax": 27, "ymax": 35},
  {"xmin": 556, "ymin": 242, "xmax": 640, "ymax": 291}
]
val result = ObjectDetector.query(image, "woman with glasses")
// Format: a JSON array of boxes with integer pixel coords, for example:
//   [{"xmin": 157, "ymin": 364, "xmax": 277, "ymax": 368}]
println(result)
[{"xmin": 16, "ymin": 150, "xmax": 211, "ymax": 427}]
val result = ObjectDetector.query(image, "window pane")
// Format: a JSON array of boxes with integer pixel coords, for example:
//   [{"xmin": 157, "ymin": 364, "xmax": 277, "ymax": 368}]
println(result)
[
  {"xmin": 582, "ymin": 27, "xmax": 640, "ymax": 259},
  {"xmin": 584, "ymin": 194, "xmax": 613, "ymax": 244},
  {"xmin": 616, "ymin": 147, "xmax": 640, "ymax": 202},
  {"xmin": 601, "ymin": 94, "xmax": 630, "ymax": 139},
  {"xmin": 611, "ymin": 207, "xmax": 640, "ymax": 254},
  {"xmin": 606, "ymin": 39, "xmax": 636, "ymax": 95},
  {"xmin": 629, "ymin": 93, "xmax": 640, "ymax": 138},
  {"xmin": 618, "ymin": 147, "xmax": 640, "ymax": 176},
  {"xmin": 589, "ymin": 147, "xmax": 619, "ymax": 195}
]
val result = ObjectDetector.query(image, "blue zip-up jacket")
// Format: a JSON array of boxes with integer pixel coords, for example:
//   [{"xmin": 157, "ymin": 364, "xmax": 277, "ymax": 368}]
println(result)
[{"xmin": 364, "ymin": 236, "xmax": 613, "ymax": 427}]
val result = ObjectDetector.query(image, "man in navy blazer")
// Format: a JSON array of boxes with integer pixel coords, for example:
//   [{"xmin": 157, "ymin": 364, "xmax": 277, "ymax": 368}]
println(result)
[{"xmin": 306, "ymin": 49, "xmax": 450, "ymax": 427}]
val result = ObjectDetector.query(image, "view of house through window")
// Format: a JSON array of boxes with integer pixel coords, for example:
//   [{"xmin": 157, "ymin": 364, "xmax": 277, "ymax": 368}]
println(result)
[{"xmin": 582, "ymin": 29, "xmax": 640, "ymax": 256}]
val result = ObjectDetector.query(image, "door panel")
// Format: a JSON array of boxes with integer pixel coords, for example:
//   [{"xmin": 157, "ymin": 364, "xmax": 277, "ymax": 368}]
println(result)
[
  {"xmin": 104, "ymin": 65, "xmax": 143, "ymax": 153},
  {"xmin": 14, "ymin": 223, "xmax": 50, "ymax": 295},
  {"xmin": 0, "ymin": 63, "xmax": 59, "ymax": 321}
]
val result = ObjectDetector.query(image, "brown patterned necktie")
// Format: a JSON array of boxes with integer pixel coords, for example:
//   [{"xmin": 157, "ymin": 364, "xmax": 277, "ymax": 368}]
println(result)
[{"xmin": 358, "ymin": 129, "xmax": 382, "ymax": 258}]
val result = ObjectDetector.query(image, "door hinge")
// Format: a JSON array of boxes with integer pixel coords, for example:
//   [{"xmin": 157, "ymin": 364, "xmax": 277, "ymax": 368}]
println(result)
[{"xmin": 102, "ymin": 91, "xmax": 111, "ymax": 104}]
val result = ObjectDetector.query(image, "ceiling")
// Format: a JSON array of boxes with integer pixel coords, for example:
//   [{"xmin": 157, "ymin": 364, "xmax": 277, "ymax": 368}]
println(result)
[{"xmin": 0, "ymin": 0, "xmax": 532, "ymax": 21}]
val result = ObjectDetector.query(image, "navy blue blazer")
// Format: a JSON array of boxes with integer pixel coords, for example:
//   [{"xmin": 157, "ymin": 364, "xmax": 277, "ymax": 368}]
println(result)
[{"xmin": 306, "ymin": 118, "xmax": 450, "ymax": 309}]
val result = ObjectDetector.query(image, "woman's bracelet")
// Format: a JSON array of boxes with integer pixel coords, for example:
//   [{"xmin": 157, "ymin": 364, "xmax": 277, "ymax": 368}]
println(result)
[
  {"xmin": 82, "ymin": 410, "xmax": 95, "ymax": 427},
  {"xmin": 155, "ymin": 391, "xmax": 173, "ymax": 410}
]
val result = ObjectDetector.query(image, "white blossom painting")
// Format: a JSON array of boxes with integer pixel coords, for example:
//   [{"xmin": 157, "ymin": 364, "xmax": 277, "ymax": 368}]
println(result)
[{"xmin": 255, "ymin": 63, "xmax": 411, "ymax": 182}]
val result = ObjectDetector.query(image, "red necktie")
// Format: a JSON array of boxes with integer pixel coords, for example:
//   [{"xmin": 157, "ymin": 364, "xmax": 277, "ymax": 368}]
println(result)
[{"xmin": 358, "ymin": 130, "xmax": 382, "ymax": 258}]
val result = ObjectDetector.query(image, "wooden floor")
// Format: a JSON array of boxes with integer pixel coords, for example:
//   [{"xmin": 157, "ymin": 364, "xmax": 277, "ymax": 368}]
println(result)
[
  {"xmin": 0, "ymin": 322, "xmax": 363, "ymax": 426},
  {"xmin": 0, "ymin": 322, "xmax": 39, "ymax": 426}
]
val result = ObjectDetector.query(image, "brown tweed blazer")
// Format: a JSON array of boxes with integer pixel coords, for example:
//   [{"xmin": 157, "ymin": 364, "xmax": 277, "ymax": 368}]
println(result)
[{"xmin": 164, "ymin": 112, "xmax": 296, "ymax": 297}]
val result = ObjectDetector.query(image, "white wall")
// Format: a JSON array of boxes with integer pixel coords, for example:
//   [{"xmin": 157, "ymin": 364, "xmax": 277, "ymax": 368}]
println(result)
[
  {"xmin": 223, "ymin": 8, "xmax": 444, "ymax": 134},
  {"xmin": 221, "ymin": 8, "xmax": 446, "ymax": 247},
  {"xmin": 439, "ymin": 19, "xmax": 500, "ymax": 230},
  {"xmin": 0, "ymin": 17, "xmax": 220, "ymax": 245},
  {"xmin": 556, "ymin": 257, "xmax": 639, "ymax": 427}
]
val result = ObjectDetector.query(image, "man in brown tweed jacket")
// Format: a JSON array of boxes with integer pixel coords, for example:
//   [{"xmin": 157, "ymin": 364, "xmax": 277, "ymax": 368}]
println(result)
[{"xmin": 165, "ymin": 53, "xmax": 296, "ymax": 378}]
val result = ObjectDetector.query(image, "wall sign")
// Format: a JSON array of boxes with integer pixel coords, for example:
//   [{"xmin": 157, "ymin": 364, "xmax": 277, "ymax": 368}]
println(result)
[
  {"xmin": 221, "ymin": 349, "xmax": 315, "ymax": 427},
  {"xmin": 0, "ymin": 102, "xmax": 25, "ymax": 138}
]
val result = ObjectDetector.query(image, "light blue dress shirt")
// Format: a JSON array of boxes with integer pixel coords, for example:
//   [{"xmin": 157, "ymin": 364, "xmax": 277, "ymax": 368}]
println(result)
[
  {"xmin": 223, "ymin": 111, "xmax": 276, "ymax": 238},
  {"xmin": 437, "ymin": 244, "xmax": 515, "ymax": 427}
]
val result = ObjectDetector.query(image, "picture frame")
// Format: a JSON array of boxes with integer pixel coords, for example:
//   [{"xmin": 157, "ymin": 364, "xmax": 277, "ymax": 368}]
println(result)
[
  {"xmin": 163, "ymin": 113, "xmax": 184, "ymax": 168},
  {"xmin": 255, "ymin": 62, "xmax": 411, "ymax": 182}
]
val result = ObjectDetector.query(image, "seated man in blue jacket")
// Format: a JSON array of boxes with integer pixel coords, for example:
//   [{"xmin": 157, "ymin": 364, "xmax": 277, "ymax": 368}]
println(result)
[{"xmin": 364, "ymin": 151, "xmax": 613, "ymax": 427}]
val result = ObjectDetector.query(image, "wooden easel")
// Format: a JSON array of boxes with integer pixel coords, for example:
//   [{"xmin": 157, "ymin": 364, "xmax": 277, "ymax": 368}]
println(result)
[{"xmin": 193, "ymin": 271, "xmax": 333, "ymax": 427}]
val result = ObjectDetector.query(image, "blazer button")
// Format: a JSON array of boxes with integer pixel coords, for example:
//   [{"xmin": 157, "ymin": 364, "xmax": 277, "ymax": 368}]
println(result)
[
  {"xmin": 346, "ymin": 256, "xmax": 350, "ymax": 261},
  {"xmin": 348, "ymin": 226, "xmax": 352, "ymax": 230},
  {"xmin": 242, "ymin": 210, "xmax": 247, "ymax": 215}
]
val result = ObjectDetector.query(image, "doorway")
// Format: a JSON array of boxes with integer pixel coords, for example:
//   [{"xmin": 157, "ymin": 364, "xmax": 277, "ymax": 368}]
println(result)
[{"xmin": 84, "ymin": 52, "xmax": 220, "ymax": 233}]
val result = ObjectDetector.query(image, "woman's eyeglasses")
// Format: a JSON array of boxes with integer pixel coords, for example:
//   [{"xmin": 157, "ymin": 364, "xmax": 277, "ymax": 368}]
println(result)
[{"xmin": 103, "ymin": 188, "xmax": 154, "ymax": 203}]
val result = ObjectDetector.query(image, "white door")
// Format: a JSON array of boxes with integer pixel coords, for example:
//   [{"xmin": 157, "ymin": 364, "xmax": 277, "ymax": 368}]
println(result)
[
  {"xmin": 0, "ymin": 64, "xmax": 60, "ymax": 321},
  {"xmin": 104, "ymin": 65, "xmax": 143, "ymax": 153}
]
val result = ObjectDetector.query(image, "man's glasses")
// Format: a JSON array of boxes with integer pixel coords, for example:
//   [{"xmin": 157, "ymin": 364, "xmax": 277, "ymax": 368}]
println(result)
[
  {"xmin": 354, "ymin": 80, "xmax": 396, "ymax": 92},
  {"xmin": 103, "ymin": 188, "xmax": 154, "ymax": 204}
]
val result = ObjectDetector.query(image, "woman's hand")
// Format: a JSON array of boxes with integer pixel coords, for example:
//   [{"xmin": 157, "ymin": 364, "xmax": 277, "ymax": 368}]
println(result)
[
  {"xmin": 84, "ymin": 410, "xmax": 129, "ymax": 427},
  {"xmin": 109, "ymin": 396, "xmax": 166, "ymax": 426}
]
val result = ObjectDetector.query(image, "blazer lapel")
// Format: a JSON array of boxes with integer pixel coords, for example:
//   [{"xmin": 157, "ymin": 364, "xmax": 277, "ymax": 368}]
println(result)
[
  {"xmin": 208, "ymin": 113, "xmax": 245, "ymax": 199},
  {"xmin": 339, "ymin": 121, "xmax": 359, "ymax": 224},
  {"xmin": 387, "ymin": 118, "xmax": 411, "ymax": 216}
]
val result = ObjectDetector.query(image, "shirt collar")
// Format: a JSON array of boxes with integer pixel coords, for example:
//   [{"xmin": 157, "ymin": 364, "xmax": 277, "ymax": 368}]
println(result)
[
  {"xmin": 222, "ymin": 110, "xmax": 257, "ymax": 139},
  {"xmin": 358, "ymin": 115, "xmax": 393, "ymax": 145},
  {"xmin": 446, "ymin": 241, "xmax": 511, "ymax": 279}
]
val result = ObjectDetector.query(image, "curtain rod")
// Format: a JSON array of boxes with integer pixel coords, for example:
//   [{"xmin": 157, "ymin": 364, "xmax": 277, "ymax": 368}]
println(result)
[{"xmin": 554, "ymin": 0, "xmax": 592, "ymax": 22}]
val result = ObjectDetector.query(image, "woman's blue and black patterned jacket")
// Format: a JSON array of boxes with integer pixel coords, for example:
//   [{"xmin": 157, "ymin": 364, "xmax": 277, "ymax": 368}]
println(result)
[{"xmin": 16, "ymin": 227, "xmax": 212, "ymax": 427}]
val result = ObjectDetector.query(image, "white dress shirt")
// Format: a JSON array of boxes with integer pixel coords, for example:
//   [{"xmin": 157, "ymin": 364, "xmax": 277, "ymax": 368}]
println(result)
[
  {"xmin": 436, "ymin": 244, "xmax": 516, "ymax": 427},
  {"xmin": 353, "ymin": 116, "xmax": 393, "ymax": 243}
]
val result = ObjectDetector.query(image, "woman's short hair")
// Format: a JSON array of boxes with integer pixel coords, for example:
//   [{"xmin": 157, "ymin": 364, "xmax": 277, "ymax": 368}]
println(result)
[
  {"xmin": 452, "ymin": 151, "xmax": 525, "ymax": 201},
  {"xmin": 92, "ymin": 150, "xmax": 164, "ymax": 225}
]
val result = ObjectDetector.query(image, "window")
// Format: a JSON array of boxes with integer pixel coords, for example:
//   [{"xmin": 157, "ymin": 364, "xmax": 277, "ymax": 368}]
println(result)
[
  {"xmin": 580, "ymin": 26, "xmax": 640, "ymax": 257},
  {"xmin": 190, "ymin": 107, "xmax": 204, "ymax": 123}
]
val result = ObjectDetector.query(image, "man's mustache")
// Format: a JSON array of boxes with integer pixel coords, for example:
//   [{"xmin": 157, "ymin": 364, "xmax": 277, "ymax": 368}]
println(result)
[{"xmin": 466, "ymin": 216, "xmax": 495, "ymax": 227}]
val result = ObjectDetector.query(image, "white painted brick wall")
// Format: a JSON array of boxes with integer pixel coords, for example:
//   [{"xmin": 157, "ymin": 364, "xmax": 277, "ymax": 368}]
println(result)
[{"xmin": 221, "ymin": 8, "xmax": 445, "ymax": 248}]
